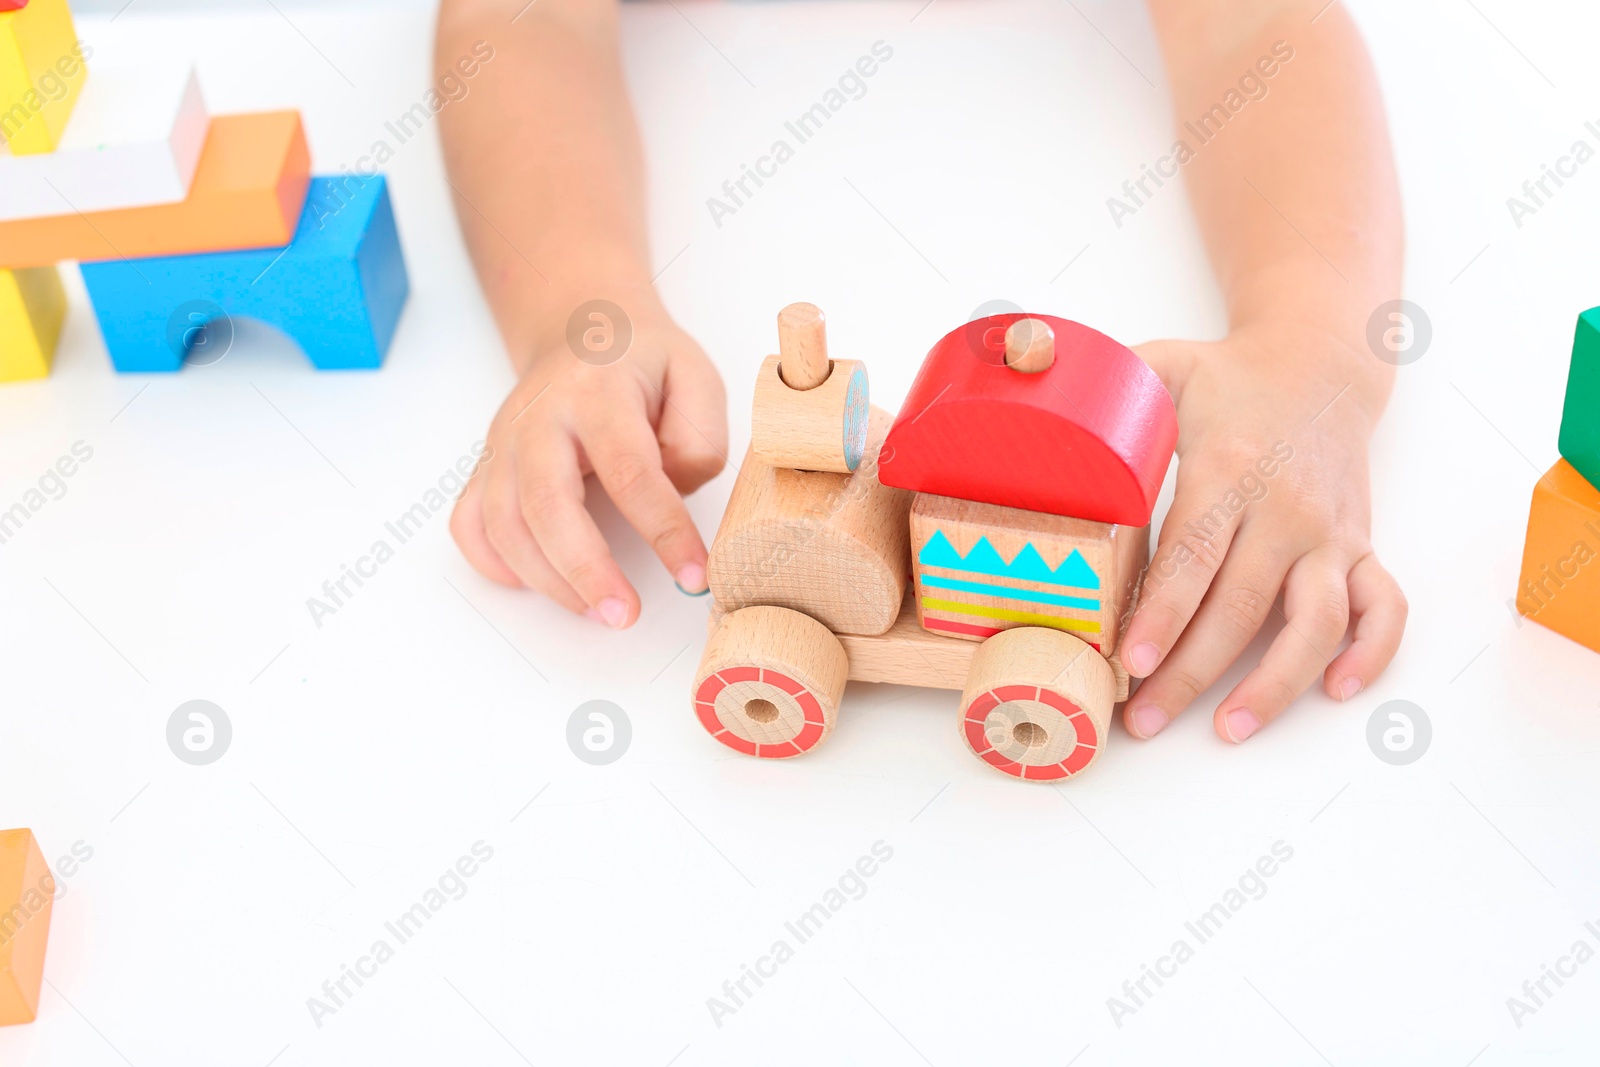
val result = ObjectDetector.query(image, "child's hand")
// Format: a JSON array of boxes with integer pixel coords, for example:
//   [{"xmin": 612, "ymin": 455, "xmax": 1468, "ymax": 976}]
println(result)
[
  {"xmin": 1120, "ymin": 321, "xmax": 1407, "ymax": 744},
  {"xmin": 451, "ymin": 306, "xmax": 727, "ymax": 629}
]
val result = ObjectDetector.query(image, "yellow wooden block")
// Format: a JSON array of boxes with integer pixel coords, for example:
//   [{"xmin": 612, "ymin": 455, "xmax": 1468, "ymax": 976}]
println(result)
[
  {"xmin": 0, "ymin": 266, "xmax": 66, "ymax": 382},
  {"xmin": 0, "ymin": 0, "xmax": 88, "ymax": 156}
]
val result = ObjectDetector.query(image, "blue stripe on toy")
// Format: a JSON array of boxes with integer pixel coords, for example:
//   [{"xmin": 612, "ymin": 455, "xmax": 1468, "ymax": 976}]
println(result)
[
  {"xmin": 919, "ymin": 573, "xmax": 1101, "ymax": 611},
  {"xmin": 841, "ymin": 364, "xmax": 868, "ymax": 472}
]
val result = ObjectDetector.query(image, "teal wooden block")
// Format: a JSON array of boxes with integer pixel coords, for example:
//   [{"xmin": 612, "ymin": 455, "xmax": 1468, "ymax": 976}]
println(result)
[
  {"xmin": 80, "ymin": 174, "xmax": 409, "ymax": 372},
  {"xmin": 1560, "ymin": 307, "xmax": 1600, "ymax": 491}
]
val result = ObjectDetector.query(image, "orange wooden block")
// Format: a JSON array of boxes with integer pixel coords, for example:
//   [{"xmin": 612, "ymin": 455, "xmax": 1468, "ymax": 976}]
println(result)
[
  {"xmin": 0, "ymin": 110, "xmax": 309, "ymax": 268},
  {"xmin": 0, "ymin": 828, "xmax": 53, "ymax": 1026},
  {"xmin": 1516, "ymin": 459, "xmax": 1600, "ymax": 654}
]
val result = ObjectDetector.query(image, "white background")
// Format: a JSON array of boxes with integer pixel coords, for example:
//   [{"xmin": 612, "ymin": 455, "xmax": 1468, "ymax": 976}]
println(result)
[{"xmin": 3, "ymin": 1, "xmax": 1600, "ymax": 1064}]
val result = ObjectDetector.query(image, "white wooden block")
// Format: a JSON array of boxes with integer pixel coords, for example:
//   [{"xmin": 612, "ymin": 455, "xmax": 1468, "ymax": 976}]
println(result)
[{"xmin": 0, "ymin": 64, "xmax": 208, "ymax": 221}]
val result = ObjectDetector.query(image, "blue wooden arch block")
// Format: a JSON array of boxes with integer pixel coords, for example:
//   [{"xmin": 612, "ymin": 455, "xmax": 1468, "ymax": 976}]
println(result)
[{"xmin": 80, "ymin": 175, "xmax": 409, "ymax": 372}]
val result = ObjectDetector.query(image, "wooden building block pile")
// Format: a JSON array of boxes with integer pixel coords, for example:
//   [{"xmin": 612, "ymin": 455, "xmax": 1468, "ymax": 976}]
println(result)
[
  {"xmin": 0, "ymin": 0, "xmax": 409, "ymax": 383},
  {"xmin": 1517, "ymin": 307, "xmax": 1600, "ymax": 654}
]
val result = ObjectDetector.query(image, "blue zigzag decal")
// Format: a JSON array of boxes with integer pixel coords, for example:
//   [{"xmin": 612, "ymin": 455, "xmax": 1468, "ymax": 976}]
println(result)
[{"xmin": 918, "ymin": 530, "xmax": 1100, "ymax": 590}]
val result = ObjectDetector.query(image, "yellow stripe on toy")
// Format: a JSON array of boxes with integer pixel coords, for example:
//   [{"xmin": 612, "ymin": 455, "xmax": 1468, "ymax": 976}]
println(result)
[
  {"xmin": 920, "ymin": 597, "xmax": 1103, "ymax": 634},
  {"xmin": 0, "ymin": 0, "xmax": 87, "ymax": 156},
  {"xmin": 0, "ymin": 266, "xmax": 66, "ymax": 382}
]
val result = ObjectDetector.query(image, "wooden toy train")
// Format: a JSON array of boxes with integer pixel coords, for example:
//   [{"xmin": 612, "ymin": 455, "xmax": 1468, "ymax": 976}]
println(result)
[{"xmin": 692, "ymin": 303, "xmax": 1178, "ymax": 781}]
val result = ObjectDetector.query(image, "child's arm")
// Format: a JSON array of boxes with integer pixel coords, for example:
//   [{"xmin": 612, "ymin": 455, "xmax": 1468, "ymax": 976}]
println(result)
[
  {"xmin": 437, "ymin": 0, "xmax": 726, "ymax": 629},
  {"xmin": 1124, "ymin": 0, "xmax": 1408, "ymax": 742}
]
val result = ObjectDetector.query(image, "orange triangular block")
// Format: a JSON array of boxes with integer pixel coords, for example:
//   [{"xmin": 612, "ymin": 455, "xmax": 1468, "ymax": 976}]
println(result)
[
  {"xmin": 0, "ymin": 828, "xmax": 53, "ymax": 1026},
  {"xmin": 1517, "ymin": 459, "xmax": 1600, "ymax": 654}
]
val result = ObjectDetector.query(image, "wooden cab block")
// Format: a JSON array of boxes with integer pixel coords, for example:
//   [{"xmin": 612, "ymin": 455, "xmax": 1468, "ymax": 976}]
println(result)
[
  {"xmin": 80, "ymin": 175, "xmax": 410, "ymax": 372},
  {"xmin": 1517, "ymin": 459, "xmax": 1600, "ymax": 654},
  {"xmin": 0, "ymin": 63, "xmax": 207, "ymax": 220},
  {"xmin": 708, "ymin": 405, "xmax": 911, "ymax": 636},
  {"xmin": 0, "ymin": 265, "xmax": 64, "ymax": 382},
  {"xmin": 910, "ymin": 492, "xmax": 1148, "ymax": 656},
  {"xmin": 1559, "ymin": 307, "xmax": 1600, "ymax": 490},
  {"xmin": 750, "ymin": 302, "xmax": 869, "ymax": 473},
  {"xmin": 0, "ymin": 110, "xmax": 309, "ymax": 268},
  {"xmin": 0, "ymin": 828, "xmax": 53, "ymax": 1026},
  {"xmin": 692, "ymin": 605, "xmax": 849, "ymax": 758},
  {"xmin": 958, "ymin": 627, "xmax": 1116, "ymax": 781},
  {"xmin": 0, "ymin": 0, "xmax": 85, "ymax": 156},
  {"xmin": 879, "ymin": 312, "xmax": 1177, "ymax": 525}
]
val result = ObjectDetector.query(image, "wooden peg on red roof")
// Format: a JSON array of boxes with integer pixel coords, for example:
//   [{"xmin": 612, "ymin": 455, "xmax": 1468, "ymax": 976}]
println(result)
[{"xmin": 1004, "ymin": 317, "xmax": 1055, "ymax": 373}]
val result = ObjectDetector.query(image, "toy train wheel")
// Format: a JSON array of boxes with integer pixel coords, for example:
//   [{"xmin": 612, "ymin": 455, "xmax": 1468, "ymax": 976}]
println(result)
[
  {"xmin": 692, "ymin": 606, "xmax": 849, "ymax": 759},
  {"xmin": 958, "ymin": 627, "xmax": 1115, "ymax": 781}
]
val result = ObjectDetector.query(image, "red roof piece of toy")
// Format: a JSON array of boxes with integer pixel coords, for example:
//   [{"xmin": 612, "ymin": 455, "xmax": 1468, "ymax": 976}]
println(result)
[
  {"xmin": 878, "ymin": 313, "xmax": 1177, "ymax": 526},
  {"xmin": 0, "ymin": 1, "xmax": 29, "ymax": 11}
]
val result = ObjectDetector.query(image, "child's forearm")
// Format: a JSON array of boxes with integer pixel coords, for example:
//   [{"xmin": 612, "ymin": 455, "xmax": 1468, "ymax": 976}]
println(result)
[
  {"xmin": 437, "ymin": 0, "xmax": 655, "ymax": 373},
  {"xmin": 1147, "ymin": 0, "xmax": 1402, "ymax": 404}
]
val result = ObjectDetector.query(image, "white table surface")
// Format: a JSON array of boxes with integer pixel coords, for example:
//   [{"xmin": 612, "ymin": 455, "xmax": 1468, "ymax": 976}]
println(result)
[{"xmin": 3, "ymin": 2, "xmax": 1599, "ymax": 1064}]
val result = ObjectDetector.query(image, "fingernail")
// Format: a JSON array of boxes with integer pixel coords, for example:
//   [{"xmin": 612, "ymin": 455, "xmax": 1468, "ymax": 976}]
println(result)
[
  {"xmin": 1130, "ymin": 704, "xmax": 1168, "ymax": 739},
  {"xmin": 674, "ymin": 563, "xmax": 708, "ymax": 596},
  {"xmin": 1339, "ymin": 677, "xmax": 1362, "ymax": 701},
  {"xmin": 599, "ymin": 597, "xmax": 628, "ymax": 629},
  {"xmin": 1225, "ymin": 708, "xmax": 1260, "ymax": 743},
  {"xmin": 1127, "ymin": 642, "xmax": 1161, "ymax": 676},
  {"xmin": 585, "ymin": 607, "xmax": 604, "ymax": 624}
]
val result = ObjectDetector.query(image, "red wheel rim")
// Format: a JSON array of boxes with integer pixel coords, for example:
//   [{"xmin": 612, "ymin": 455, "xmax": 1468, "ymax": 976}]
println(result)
[
  {"xmin": 961, "ymin": 684, "xmax": 1098, "ymax": 780},
  {"xmin": 693, "ymin": 666, "xmax": 828, "ymax": 759}
]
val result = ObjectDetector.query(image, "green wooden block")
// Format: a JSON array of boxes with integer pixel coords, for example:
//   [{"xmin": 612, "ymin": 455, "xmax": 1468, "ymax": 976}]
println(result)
[{"xmin": 1560, "ymin": 307, "xmax": 1600, "ymax": 491}]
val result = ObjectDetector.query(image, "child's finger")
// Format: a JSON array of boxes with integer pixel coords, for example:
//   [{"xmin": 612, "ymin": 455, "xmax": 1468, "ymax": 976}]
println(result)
[
  {"xmin": 1120, "ymin": 474, "xmax": 1245, "ymax": 680},
  {"xmin": 1323, "ymin": 552, "xmax": 1407, "ymax": 701},
  {"xmin": 1124, "ymin": 541, "xmax": 1291, "ymax": 739},
  {"xmin": 1212, "ymin": 548, "xmax": 1351, "ymax": 742},
  {"xmin": 1130, "ymin": 339, "xmax": 1195, "ymax": 408},
  {"xmin": 448, "ymin": 464, "xmax": 522, "ymax": 589},
  {"xmin": 515, "ymin": 426, "xmax": 640, "ymax": 628},
  {"xmin": 579, "ymin": 403, "xmax": 710, "ymax": 595},
  {"xmin": 656, "ymin": 349, "xmax": 728, "ymax": 494},
  {"xmin": 474, "ymin": 447, "xmax": 588, "ymax": 614}
]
